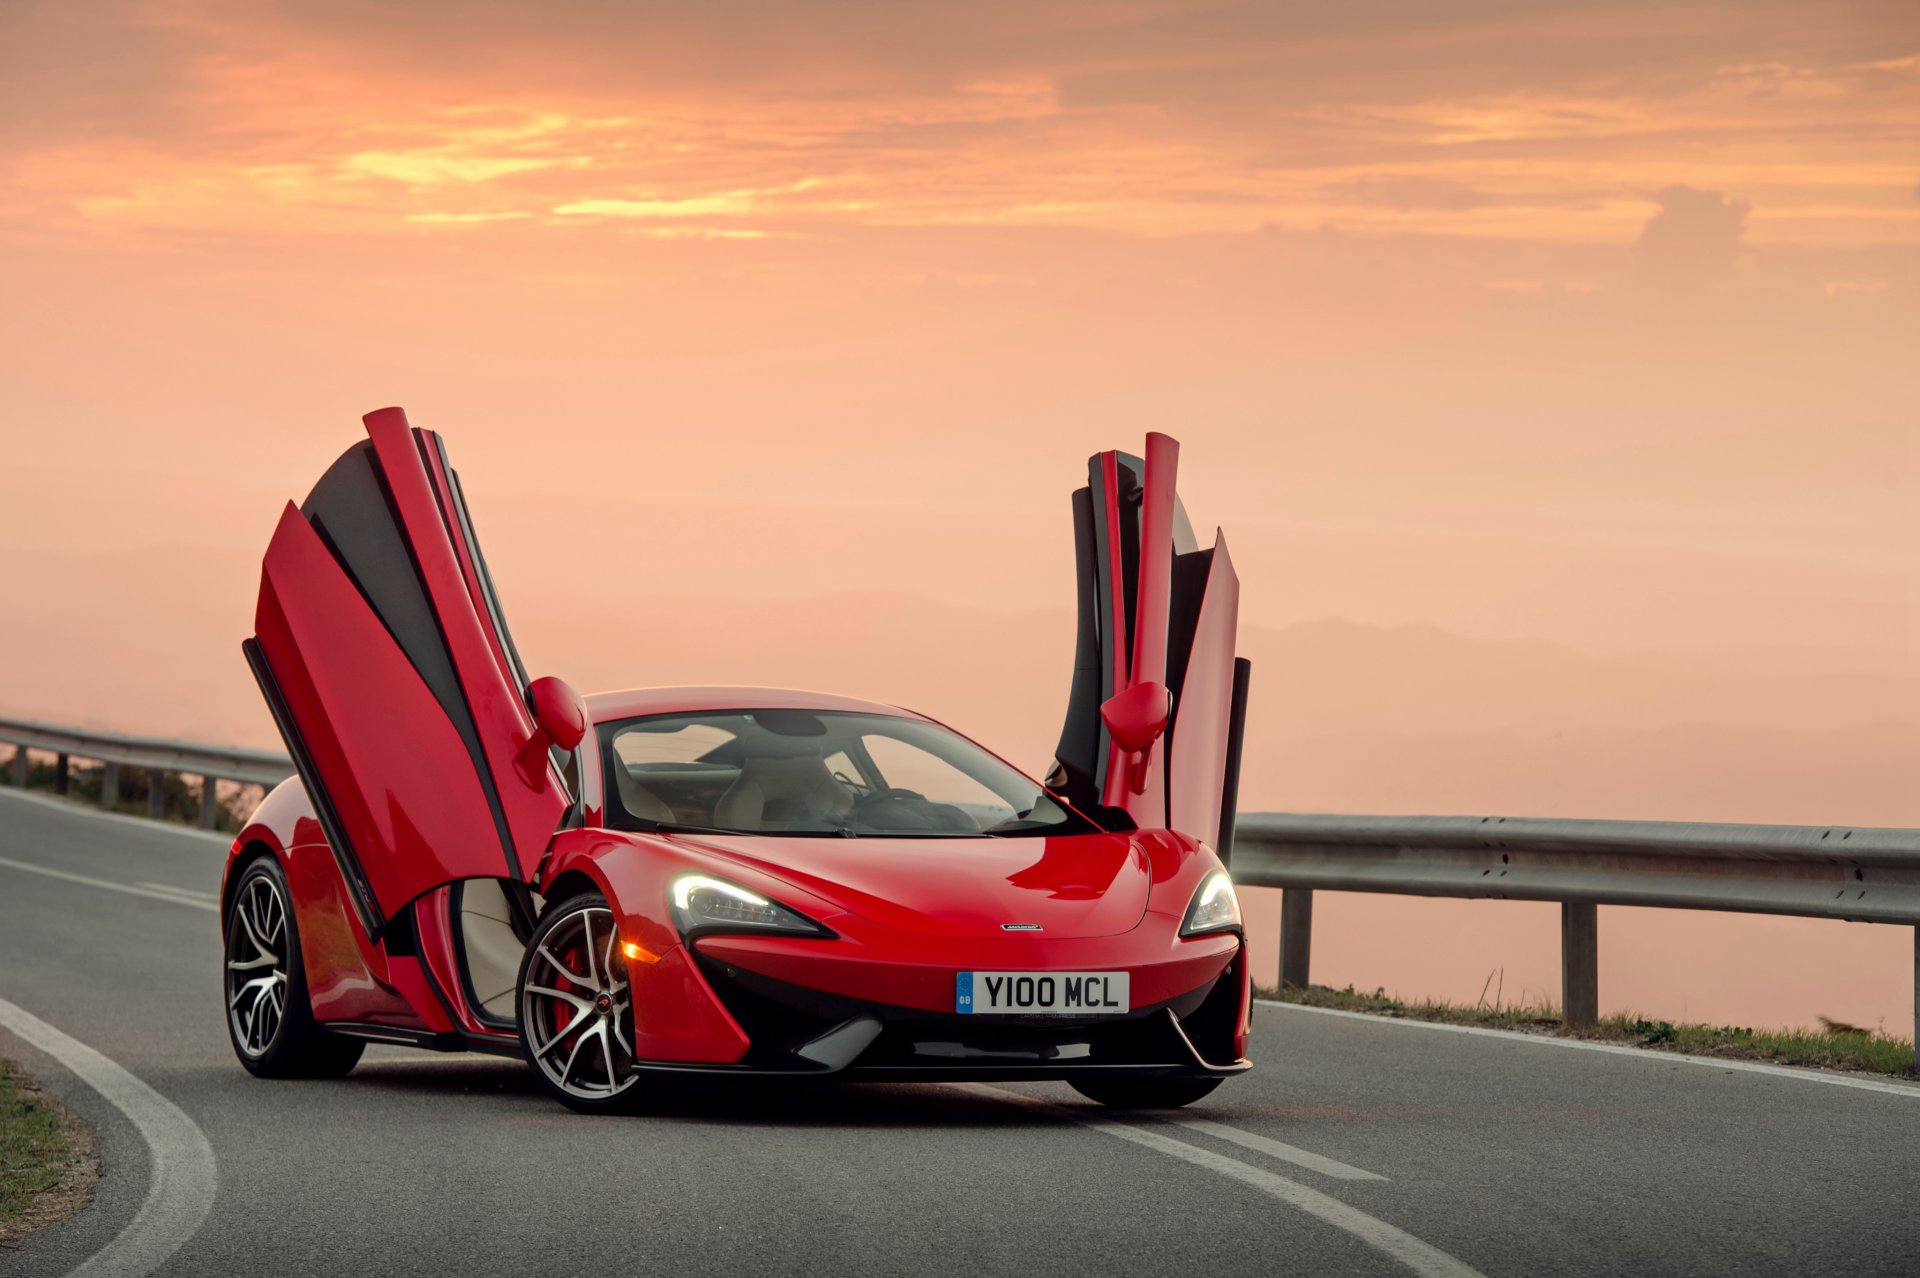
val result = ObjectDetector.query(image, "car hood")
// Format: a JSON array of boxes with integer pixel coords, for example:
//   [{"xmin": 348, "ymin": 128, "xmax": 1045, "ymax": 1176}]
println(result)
[{"xmin": 660, "ymin": 830, "xmax": 1153, "ymax": 940}]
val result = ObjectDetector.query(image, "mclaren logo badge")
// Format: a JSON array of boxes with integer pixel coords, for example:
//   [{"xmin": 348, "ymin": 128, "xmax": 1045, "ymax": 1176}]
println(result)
[{"xmin": 1000, "ymin": 923, "xmax": 1044, "ymax": 932}]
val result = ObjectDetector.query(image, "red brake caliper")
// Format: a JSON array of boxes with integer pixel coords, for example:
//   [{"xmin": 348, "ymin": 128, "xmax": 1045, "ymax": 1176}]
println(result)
[{"xmin": 551, "ymin": 942, "xmax": 582, "ymax": 1048}]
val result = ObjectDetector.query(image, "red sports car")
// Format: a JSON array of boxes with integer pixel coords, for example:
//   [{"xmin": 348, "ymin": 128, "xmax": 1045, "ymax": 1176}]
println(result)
[{"xmin": 225, "ymin": 409, "xmax": 1252, "ymax": 1112}]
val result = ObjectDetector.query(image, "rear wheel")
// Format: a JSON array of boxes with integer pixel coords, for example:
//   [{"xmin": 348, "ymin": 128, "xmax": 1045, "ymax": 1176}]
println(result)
[
  {"xmin": 518, "ymin": 892, "xmax": 643, "ymax": 1113},
  {"xmin": 224, "ymin": 857, "xmax": 363, "ymax": 1078},
  {"xmin": 1069, "ymin": 1076, "xmax": 1222, "ymax": 1109}
]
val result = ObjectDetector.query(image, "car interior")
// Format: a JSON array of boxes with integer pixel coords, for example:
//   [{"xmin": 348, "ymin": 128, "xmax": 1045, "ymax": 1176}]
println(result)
[
  {"xmin": 598, "ymin": 709, "xmax": 1085, "ymax": 838},
  {"xmin": 455, "ymin": 878, "xmax": 531, "ymax": 1021}
]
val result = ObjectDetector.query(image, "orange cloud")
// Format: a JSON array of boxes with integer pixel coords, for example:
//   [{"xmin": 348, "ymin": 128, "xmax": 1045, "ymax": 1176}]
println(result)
[{"xmin": 3, "ymin": 2, "xmax": 1913, "ymax": 245}]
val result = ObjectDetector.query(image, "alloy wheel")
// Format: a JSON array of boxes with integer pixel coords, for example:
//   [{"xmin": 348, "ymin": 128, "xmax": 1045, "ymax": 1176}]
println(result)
[
  {"xmin": 226, "ymin": 872, "xmax": 290, "ymax": 1057},
  {"xmin": 523, "ymin": 906, "xmax": 638, "ymax": 1101}
]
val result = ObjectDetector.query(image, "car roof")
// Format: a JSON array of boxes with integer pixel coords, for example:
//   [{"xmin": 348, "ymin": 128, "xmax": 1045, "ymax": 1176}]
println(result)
[{"xmin": 584, "ymin": 685, "xmax": 931, "ymax": 725}]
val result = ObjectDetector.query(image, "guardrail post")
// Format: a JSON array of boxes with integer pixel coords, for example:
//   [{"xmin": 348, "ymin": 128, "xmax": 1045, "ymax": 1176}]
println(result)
[
  {"xmin": 1561, "ymin": 901, "xmax": 1599, "ymax": 1026},
  {"xmin": 1912, "ymin": 927, "xmax": 1918, "ymax": 1079},
  {"xmin": 55, "ymin": 753, "xmax": 69, "ymax": 795},
  {"xmin": 147, "ymin": 769, "xmax": 167, "ymax": 819},
  {"xmin": 100, "ymin": 760, "xmax": 119, "ymax": 811},
  {"xmin": 199, "ymin": 776, "xmax": 220, "ymax": 830},
  {"xmin": 1280, "ymin": 888, "xmax": 1314, "ymax": 989},
  {"xmin": 9, "ymin": 747, "xmax": 25, "ymax": 787}
]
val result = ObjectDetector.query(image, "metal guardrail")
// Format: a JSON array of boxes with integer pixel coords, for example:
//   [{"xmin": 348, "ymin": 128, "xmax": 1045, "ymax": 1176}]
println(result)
[
  {"xmin": 2, "ymin": 715, "xmax": 1910, "ymax": 1037},
  {"xmin": 0, "ymin": 716, "xmax": 292, "ymax": 829},
  {"xmin": 1231, "ymin": 813, "xmax": 1920, "ymax": 1031}
]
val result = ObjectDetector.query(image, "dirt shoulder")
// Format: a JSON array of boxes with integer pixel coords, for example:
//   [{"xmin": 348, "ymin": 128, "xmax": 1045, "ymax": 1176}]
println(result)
[
  {"xmin": 0, "ymin": 1056, "xmax": 97, "ymax": 1248},
  {"xmin": 1260, "ymin": 983, "xmax": 1917, "ymax": 1077}
]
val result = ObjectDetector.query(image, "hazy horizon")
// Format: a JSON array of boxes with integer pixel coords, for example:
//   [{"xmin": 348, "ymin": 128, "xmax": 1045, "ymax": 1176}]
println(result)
[{"xmin": 3, "ymin": 0, "xmax": 1915, "ymax": 1036}]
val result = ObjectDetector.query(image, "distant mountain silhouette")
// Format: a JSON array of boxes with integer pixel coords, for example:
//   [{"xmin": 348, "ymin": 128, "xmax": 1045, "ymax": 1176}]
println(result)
[{"xmin": 4, "ymin": 547, "xmax": 1914, "ymax": 827}]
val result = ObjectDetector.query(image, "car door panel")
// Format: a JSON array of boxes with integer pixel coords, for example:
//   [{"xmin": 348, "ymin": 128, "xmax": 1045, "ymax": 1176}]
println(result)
[
  {"xmin": 1108, "ymin": 433, "xmax": 1178, "ymax": 823},
  {"xmin": 1166, "ymin": 532, "xmax": 1239, "ymax": 849},
  {"xmin": 1050, "ymin": 433, "xmax": 1248, "ymax": 852},
  {"xmin": 246, "ymin": 408, "xmax": 567, "ymax": 940}
]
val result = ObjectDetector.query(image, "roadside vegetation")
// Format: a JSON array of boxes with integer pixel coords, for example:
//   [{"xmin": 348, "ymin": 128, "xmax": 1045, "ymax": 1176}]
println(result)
[
  {"xmin": 2, "ymin": 751, "xmax": 259, "ymax": 833},
  {"xmin": 1257, "ymin": 982, "xmax": 1917, "ymax": 1077},
  {"xmin": 0, "ymin": 1058, "xmax": 95, "ymax": 1247}
]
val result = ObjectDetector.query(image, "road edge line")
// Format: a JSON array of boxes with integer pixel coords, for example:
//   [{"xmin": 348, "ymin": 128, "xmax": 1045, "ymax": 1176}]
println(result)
[
  {"xmin": 967, "ymin": 1084, "xmax": 1481, "ymax": 1278},
  {"xmin": 0, "ymin": 997, "xmax": 218, "ymax": 1278},
  {"xmin": 0, "ymin": 788, "xmax": 229, "ymax": 846},
  {"xmin": 1162, "ymin": 1114, "xmax": 1388, "ymax": 1181},
  {"xmin": 1257, "ymin": 999, "xmax": 1920, "ymax": 1098},
  {"xmin": 0, "ymin": 857, "xmax": 219, "ymax": 913}
]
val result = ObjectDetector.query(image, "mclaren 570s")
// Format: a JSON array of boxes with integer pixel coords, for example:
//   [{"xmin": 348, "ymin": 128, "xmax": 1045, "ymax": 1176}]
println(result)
[{"xmin": 226, "ymin": 409, "xmax": 1251, "ymax": 1112}]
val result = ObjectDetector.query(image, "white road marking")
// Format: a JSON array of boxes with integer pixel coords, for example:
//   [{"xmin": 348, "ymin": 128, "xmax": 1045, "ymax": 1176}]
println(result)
[
  {"xmin": 969, "ymin": 1085, "xmax": 1481, "ymax": 1278},
  {"xmin": 1259, "ymin": 1000, "xmax": 1920, "ymax": 1100},
  {"xmin": 0, "ymin": 856, "xmax": 218, "ymax": 912},
  {"xmin": 1160, "ymin": 1114, "xmax": 1387, "ymax": 1180},
  {"xmin": 0, "ymin": 996, "xmax": 218, "ymax": 1278},
  {"xmin": 0, "ymin": 787, "xmax": 228, "ymax": 844},
  {"xmin": 136, "ymin": 881, "xmax": 218, "ymax": 904}
]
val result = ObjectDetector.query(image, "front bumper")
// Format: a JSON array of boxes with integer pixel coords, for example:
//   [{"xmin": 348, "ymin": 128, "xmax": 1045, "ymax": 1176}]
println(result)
[{"xmin": 623, "ymin": 936, "xmax": 1250, "ymax": 1081}]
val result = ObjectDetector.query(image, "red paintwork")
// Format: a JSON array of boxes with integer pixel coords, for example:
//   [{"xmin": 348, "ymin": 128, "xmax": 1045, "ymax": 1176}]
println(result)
[
  {"xmin": 540, "ymin": 829, "xmax": 757, "ymax": 1062},
  {"xmin": 1102, "ymin": 681, "xmax": 1171, "ymax": 755},
  {"xmin": 700, "ymin": 928, "xmax": 1237, "ymax": 1019},
  {"xmin": 528, "ymin": 676, "xmax": 588, "ymax": 751},
  {"xmin": 1098, "ymin": 451, "xmax": 1131, "ymax": 811},
  {"xmin": 412, "ymin": 417, "xmax": 516, "ymax": 692},
  {"xmin": 671, "ymin": 831, "xmax": 1153, "ymax": 940},
  {"xmin": 1129, "ymin": 433, "xmax": 1179, "ymax": 691},
  {"xmin": 1101, "ymin": 680, "xmax": 1172, "ymax": 796},
  {"xmin": 226, "ymin": 778, "xmax": 423, "ymax": 1029},
  {"xmin": 585, "ymin": 685, "xmax": 922, "ymax": 723},
  {"xmin": 541, "ymin": 816, "xmax": 1235, "ymax": 1035},
  {"xmin": 1123, "ymin": 432, "xmax": 1179, "ymax": 826},
  {"xmin": 416, "ymin": 886, "xmax": 501, "ymax": 1038},
  {"xmin": 257, "ymin": 504, "xmax": 514, "ymax": 915},
  {"xmin": 382, "ymin": 956, "xmax": 460, "ymax": 1034},
  {"xmin": 253, "ymin": 411, "xmax": 573, "ymax": 925},
  {"xmin": 362, "ymin": 411, "xmax": 569, "ymax": 881},
  {"xmin": 232, "ymin": 688, "xmax": 1242, "ymax": 1058},
  {"xmin": 231, "ymin": 418, "xmax": 1247, "ymax": 1077}
]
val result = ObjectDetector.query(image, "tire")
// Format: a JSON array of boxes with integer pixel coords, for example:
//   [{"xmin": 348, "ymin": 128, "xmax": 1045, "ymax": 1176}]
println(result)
[
  {"xmin": 1069, "ymin": 1076, "xmax": 1223, "ymax": 1110},
  {"xmin": 224, "ymin": 856, "xmax": 364, "ymax": 1079},
  {"xmin": 517, "ymin": 891, "xmax": 644, "ymax": 1114}
]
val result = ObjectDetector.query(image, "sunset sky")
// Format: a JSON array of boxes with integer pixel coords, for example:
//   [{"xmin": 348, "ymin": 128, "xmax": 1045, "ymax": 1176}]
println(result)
[
  {"xmin": 4, "ymin": 0, "xmax": 1916, "ymax": 653},
  {"xmin": 3, "ymin": 1, "xmax": 1917, "ymax": 1028}
]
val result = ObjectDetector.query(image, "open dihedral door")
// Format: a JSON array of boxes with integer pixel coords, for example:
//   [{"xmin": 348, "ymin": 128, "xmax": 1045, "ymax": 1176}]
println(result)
[
  {"xmin": 244, "ymin": 408, "xmax": 570, "ymax": 941},
  {"xmin": 1048, "ymin": 434, "xmax": 1251, "ymax": 856}
]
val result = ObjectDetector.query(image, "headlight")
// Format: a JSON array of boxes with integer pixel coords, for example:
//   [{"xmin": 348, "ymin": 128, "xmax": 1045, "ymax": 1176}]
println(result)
[
  {"xmin": 1180, "ymin": 870, "xmax": 1241, "ymax": 936},
  {"xmin": 669, "ymin": 874, "xmax": 831, "ymax": 940}
]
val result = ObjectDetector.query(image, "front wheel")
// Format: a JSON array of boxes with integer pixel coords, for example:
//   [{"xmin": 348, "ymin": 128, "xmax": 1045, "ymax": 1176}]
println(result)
[
  {"xmin": 223, "ymin": 856, "xmax": 363, "ymax": 1078},
  {"xmin": 517, "ymin": 892, "xmax": 643, "ymax": 1113},
  {"xmin": 1069, "ymin": 1076, "xmax": 1222, "ymax": 1109}
]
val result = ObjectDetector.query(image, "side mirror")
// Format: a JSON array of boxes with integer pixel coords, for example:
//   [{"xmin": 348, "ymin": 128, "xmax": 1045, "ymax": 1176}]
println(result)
[
  {"xmin": 1101, "ymin": 681, "xmax": 1171, "ymax": 755},
  {"xmin": 528, "ymin": 676, "xmax": 588, "ymax": 752}
]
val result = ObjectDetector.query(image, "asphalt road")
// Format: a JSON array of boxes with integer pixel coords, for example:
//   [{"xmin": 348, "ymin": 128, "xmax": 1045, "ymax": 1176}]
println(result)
[{"xmin": 3, "ymin": 786, "xmax": 1918, "ymax": 1277}]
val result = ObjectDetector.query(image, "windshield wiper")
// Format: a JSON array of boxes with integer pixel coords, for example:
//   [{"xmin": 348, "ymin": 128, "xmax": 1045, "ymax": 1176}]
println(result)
[
  {"xmin": 644, "ymin": 820, "xmax": 745, "ymax": 837},
  {"xmin": 978, "ymin": 809, "xmax": 1043, "ymax": 837}
]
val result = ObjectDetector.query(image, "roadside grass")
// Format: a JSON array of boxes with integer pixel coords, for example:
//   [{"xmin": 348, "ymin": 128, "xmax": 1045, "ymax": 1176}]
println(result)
[
  {"xmin": 0, "ymin": 1058, "xmax": 95, "ymax": 1246},
  {"xmin": 1257, "ymin": 982, "xmax": 1918, "ymax": 1077},
  {"xmin": 2, "ymin": 756, "xmax": 255, "ymax": 834}
]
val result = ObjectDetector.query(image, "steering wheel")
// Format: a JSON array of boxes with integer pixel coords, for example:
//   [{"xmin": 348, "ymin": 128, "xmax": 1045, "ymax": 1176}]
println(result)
[
  {"xmin": 831, "ymin": 769, "xmax": 873, "ymax": 797},
  {"xmin": 848, "ymin": 788, "xmax": 971, "ymax": 833},
  {"xmin": 854, "ymin": 787, "xmax": 926, "ymax": 808}
]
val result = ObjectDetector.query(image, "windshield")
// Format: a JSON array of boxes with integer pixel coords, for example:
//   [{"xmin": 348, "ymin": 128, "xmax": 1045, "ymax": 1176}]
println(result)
[{"xmin": 598, "ymin": 709, "xmax": 1098, "ymax": 838}]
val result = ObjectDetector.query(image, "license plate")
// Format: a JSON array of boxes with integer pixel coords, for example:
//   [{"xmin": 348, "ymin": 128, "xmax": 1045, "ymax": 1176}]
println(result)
[{"xmin": 955, "ymin": 971, "xmax": 1130, "ymax": 1015}]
